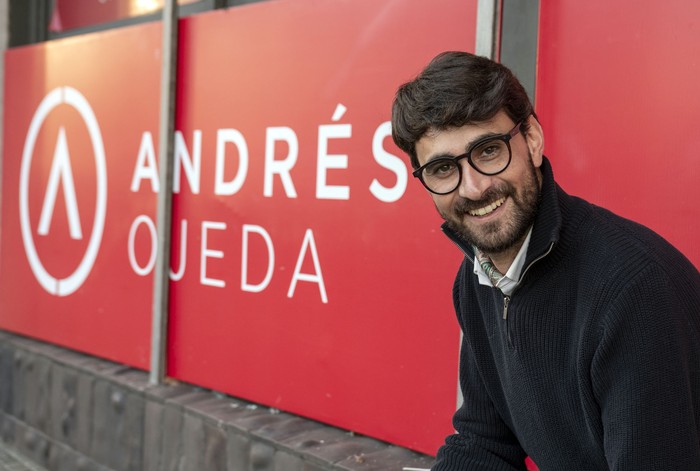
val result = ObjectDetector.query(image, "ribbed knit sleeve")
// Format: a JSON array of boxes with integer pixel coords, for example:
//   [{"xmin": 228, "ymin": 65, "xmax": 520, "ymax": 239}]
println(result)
[{"xmin": 590, "ymin": 261, "xmax": 700, "ymax": 470}]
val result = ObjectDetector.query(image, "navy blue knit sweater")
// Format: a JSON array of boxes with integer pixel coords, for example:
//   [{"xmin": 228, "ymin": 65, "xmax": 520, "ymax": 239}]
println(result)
[{"xmin": 434, "ymin": 158, "xmax": 700, "ymax": 470}]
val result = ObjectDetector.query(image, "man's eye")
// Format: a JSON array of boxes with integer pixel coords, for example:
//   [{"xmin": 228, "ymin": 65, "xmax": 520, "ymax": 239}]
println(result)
[
  {"xmin": 435, "ymin": 163, "xmax": 454, "ymax": 173},
  {"xmin": 426, "ymin": 161, "xmax": 457, "ymax": 177},
  {"xmin": 474, "ymin": 140, "xmax": 505, "ymax": 161},
  {"xmin": 482, "ymin": 145, "xmax": 499, "ymax": 155}
]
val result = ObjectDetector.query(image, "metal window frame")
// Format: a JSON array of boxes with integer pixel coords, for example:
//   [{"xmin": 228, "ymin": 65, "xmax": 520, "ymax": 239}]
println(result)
[
  {"xmin": 8, "ymin": 0, "xmax": 50, "ymax": 46},
  {"xmin": 47, "ymin": 0, "xmax": 221, "ymax": 42},
  {"xmin": 475, "ymin": 0, "xmax": 539, "ymax": 102},
  {"xmin": 500, "ymin": 0, "xmax": 540, "ymax": 104},
  {"xmin": 475, "ymin": 0, "xmax": 502, "ymax": 60},
  {"xmin": 9, "ymin": 0, "xmax": 275, "ymax": 46},
  {"xmin": 149, "ymin": 0, "xmax": 179, "ymax": 385}
]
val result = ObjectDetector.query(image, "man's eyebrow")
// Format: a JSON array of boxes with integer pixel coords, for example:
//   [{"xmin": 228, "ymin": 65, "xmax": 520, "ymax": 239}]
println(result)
[
  {"xmin": 424, "ymin": 131, "xmax": 503, "ymax": 164},
  {"xmin": 424, "ymin": 152, "xmax": 458, "ymax": 163}
]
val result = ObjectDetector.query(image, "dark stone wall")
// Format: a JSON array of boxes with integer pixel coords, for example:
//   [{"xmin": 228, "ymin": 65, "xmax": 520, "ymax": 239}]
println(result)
[{"xmin": 0, "ymin": 331, "xmax": 435, "ymax": 471}]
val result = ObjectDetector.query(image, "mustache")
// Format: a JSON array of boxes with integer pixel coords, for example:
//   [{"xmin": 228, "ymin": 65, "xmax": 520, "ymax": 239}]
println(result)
[{"xmin": 453, "ymin": 185, "xmax": 512, "ymax": 213}]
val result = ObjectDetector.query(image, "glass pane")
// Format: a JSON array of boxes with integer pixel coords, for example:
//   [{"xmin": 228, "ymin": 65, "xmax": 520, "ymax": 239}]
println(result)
[{"xmin": 49, "ymin": 0, "xmax": 202, "ymax": 33}]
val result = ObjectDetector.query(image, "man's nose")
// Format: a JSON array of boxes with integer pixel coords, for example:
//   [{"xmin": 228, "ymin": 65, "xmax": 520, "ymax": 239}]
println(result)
[{"xmin": 456, "ymin": 160, "xmax": 491, "ymax": 200}]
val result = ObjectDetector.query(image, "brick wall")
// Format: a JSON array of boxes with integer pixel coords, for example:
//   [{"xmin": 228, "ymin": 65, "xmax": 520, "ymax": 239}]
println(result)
[{"xmin": 0, "ymin": 331, "xmax": 435, "ymax": 471}]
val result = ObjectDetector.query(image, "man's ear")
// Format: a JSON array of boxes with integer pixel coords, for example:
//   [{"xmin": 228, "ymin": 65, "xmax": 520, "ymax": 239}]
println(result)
[{"xmin": 525, "ymin": 115, "xmax": 544, "ymax": 167}]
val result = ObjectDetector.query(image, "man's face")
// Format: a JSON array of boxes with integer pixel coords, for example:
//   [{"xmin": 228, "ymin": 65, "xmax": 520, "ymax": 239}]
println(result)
[{"xmin": 415, "ymin": 111, "xmax": 544, "ymax": 256}]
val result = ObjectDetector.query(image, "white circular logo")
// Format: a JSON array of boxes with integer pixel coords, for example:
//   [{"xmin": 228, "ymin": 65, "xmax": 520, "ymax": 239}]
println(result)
[{"xmin": 19, "ymin": 86, "xmax": 107, "ymax": 296}]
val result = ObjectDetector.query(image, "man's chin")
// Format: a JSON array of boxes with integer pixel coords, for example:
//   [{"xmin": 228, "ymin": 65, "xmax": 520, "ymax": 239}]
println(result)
[{"xmin": 446, "ymin": 219, "xmax": 520, "ymax": 254}]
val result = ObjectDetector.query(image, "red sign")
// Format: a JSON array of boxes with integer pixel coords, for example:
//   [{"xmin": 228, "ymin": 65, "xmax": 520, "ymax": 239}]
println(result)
[
  {"xmin": 536, "ymin": 0, "xmax": 700, "ymax": 269},
  {"xmin": 1, "ymin": 24, "xmax": 162, "ymax": 367},
  {"xmin": 1, "ymin": 0, "xmax": 477, "ymax": 454}
]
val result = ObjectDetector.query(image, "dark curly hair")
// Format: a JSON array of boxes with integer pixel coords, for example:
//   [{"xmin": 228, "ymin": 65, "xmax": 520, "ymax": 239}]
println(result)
[{"xmin": 392, "ymin": 51, "xmax": 536, "ymax": 169}]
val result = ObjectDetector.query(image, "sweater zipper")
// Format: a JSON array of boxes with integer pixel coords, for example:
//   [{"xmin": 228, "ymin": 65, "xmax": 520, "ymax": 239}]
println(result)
[
  {"xmin": 503, "ymin": 241, "xmax": 554, "ymax": 317},
  {"xmin": 502, "ymin": 242, "xmax": 553, "ymax": 347},
  {"xmin": 503, "ymin": 295, "xmax": 512, "ymax": 346}
]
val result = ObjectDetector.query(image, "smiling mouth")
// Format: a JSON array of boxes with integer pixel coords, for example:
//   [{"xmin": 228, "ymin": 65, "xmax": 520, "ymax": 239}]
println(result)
[{"xmin": 468, "ymin": 197, "xmax": 506, "ymax": 217}]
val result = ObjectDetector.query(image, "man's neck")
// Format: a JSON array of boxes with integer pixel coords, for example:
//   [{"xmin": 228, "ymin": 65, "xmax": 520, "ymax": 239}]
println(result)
[{"xmin": 485, "ymin": 234, "xmax": 529, "ymax": 275}]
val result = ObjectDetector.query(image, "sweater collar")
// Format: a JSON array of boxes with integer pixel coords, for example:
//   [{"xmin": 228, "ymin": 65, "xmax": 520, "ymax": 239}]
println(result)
[{"xmin": 441, "ymin": 156, "xmax": 561, "ymax": 267}]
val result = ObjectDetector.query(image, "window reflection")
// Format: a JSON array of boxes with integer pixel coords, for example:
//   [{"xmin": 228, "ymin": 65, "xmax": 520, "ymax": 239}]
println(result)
[{"xmin": 50, "ymin": 0, "xmax": 201, "ymax": 33}]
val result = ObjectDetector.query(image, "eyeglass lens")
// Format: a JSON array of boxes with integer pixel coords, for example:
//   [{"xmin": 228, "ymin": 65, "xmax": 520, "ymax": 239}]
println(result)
[{"xmin": 421, "ymin": 137, "xmax": 510, "ymax": 194}]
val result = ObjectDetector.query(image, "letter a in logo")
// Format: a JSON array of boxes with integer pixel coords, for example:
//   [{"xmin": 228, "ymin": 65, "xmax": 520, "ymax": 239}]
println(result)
[
  {"xmin": 19, "ymin": 87, "xmax": 107, "ymax": 296},
  {"xmin": 37, "ymin": 127, "xmax": 83, "ymax": 240}
]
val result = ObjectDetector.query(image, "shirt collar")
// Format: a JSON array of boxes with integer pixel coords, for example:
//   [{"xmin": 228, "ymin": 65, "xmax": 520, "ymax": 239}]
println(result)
[{"xmin": 473, "ymin": 227, "xmax": 533, "ymax": 296}]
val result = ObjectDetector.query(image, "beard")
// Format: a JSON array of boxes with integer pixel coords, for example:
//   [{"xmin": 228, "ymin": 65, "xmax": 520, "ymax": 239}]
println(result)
[{"xmin": 441, "ymin": 154, "xmax": 541, "ymax": 255}]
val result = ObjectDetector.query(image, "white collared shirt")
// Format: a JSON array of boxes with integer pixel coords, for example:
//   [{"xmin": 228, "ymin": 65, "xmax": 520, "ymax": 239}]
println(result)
[{"xmin": 473, "ymin": 227, "xmax": 533, "ymax": 296}]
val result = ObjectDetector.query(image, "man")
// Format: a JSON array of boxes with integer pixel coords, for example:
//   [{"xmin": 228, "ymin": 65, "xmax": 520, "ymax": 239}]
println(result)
[{"xmin": 391, "ymin": 51, "xmax": 700, "ymax": 470}]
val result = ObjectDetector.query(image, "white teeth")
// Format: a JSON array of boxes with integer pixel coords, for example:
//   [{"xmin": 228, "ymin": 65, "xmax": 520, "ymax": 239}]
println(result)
[{"xmin": 469, "ymin": 197, "xmax": 506, "ymax": 217}]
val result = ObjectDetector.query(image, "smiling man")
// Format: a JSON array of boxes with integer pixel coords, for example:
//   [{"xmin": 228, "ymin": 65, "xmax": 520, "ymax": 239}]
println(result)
[{"xmin": 391, "ymin": 51, "xmax": 700, "ymax": 470}]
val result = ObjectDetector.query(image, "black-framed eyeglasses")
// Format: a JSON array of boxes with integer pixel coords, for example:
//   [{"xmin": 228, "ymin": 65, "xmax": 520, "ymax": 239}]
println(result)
[{"xmin": 413, "ymin": 120, "xmax": 525, "ymax": 195}]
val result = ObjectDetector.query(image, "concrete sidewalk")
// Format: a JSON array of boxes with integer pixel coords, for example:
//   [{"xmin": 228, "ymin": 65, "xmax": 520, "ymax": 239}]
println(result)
[{"xmin": 0, "ymin": 443, "xmax": 45, "ymax": 471}]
